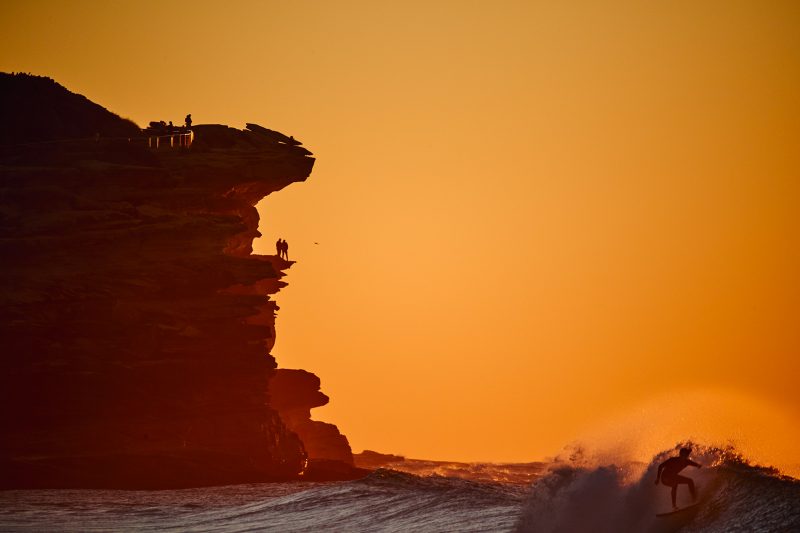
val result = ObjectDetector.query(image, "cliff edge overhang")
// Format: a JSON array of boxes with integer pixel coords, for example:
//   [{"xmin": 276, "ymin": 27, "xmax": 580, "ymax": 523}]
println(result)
[{"xmin": 0, "ymin": 73, "xmax": 358, "ymax": 488}]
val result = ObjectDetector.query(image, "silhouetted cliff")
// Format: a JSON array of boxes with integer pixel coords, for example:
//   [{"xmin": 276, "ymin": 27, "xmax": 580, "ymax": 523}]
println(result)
[
  {"xmin": 270, "ymin": 369, "xmax": 355, "ymax": 465},
  {"xmin": 0, "ymin": 73, "xmax": 140, "ymax": 145},
  {"xmin": 0, "ymin": 74, "xmax": 357, "ymax": 488}
]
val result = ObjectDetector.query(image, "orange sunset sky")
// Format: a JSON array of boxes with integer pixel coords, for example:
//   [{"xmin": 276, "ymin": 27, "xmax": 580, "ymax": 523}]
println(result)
[{"xmin": 2, "ymin": 1, "xmax": 799, "ymax": 470}]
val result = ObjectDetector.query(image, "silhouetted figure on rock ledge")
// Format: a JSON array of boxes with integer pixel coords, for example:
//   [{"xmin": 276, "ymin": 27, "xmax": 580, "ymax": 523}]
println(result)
[
  {"xmin": 275, "ymin": 238, "xmax": 289, "ymax": 260},
  {"xmin": 185, "ymin": 114, "xmax": 192, "ymax": 128}
]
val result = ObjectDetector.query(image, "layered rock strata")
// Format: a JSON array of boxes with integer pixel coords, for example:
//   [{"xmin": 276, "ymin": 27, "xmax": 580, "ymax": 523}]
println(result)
[
  {"xmin": 270, "ymin": 369, "xmax": 355, "ymax": 465},
  {"xmin": 0, "ymin": 74, "xmax": 356, "ymax": 488}
]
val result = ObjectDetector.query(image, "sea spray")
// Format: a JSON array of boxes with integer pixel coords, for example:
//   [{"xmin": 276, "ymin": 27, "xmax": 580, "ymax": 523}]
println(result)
[{"xmin": 515, "ymin": 442, "xmax": 800, "ymax": 533}]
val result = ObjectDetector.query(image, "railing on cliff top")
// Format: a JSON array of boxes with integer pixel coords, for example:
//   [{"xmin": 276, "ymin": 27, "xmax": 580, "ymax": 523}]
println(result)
[
  {"xmin": 0, "ymin": 130, "xmax": 194, "ymax": 151},
  {"xmin": 145, "ymin": 130, "xmax": 194, "ymax": 149}
]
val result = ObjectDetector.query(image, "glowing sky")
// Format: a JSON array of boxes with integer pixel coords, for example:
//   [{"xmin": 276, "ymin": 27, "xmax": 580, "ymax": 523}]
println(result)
[{"xmin": 2, "ymin": 1, "xmax": 799, "ymax": 466}]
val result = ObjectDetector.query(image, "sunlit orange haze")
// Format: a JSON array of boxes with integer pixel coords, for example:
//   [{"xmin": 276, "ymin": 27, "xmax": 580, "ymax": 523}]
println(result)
[{"xmin": 2, "ymin": 1, "xmax": 799, "ymax": 472}]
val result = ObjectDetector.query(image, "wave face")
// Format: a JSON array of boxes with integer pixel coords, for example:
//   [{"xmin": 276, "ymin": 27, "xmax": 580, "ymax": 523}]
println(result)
[
  {"xmin": 0, "ymin": 470, "xmax": 527, "ymax": 532},
  {"xmin": 515, "ymin": 443, "xmax": 800, "ymax": 533}
]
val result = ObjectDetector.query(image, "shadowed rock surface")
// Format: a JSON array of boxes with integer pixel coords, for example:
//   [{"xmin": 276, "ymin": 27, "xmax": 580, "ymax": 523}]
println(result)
[
  {"xmin": 270, "ymin": 369, "xmax": 355, "ymax": 466},
  {"xmin": 0, "ymin": 74, "xmax": 358, "ymax": 488},
  {"xmin": 353, "ymin": 450, "xmax": 407, "ymax": 469},
  {"xmin": 0, "ymin": 73, "xmax": 141, "ymax": 145}
]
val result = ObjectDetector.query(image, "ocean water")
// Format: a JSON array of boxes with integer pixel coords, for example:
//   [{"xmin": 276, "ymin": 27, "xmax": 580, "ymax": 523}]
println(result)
[{"xmin": 1, "ymin": 445, "xmax": 798, "ymax": 532}]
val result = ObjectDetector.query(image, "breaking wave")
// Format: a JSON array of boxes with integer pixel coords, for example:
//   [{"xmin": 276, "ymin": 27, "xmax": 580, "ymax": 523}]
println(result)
[{"xmin": 515, "ymin": 442, "xmax": 800, "ymax": 533}]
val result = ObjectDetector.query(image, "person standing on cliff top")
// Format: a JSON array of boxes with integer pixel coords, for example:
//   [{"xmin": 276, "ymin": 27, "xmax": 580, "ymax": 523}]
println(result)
[
  {"xmin": 185, "ymin": 114, "xmax": 192, "ymax": 128},
  {"xmin": 655, "ymin": 447, "xmax": 701, "ymax": 510},
  {"xmin": 281, "ymin": 239, "xmax": 289, "ymax": 261},
  {"xmin": 275, "ymin": 238, "xmax": 282, "ymax": 258}
]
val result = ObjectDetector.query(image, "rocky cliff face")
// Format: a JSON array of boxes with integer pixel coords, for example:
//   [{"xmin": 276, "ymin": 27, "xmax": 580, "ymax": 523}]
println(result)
[
  {"xmin": 270, "ymin": 369, "xmax": 354, "ymax": 466},
  {"xmin": 0, "ymin": 74, "xmax": 356, "ymax": 488}
]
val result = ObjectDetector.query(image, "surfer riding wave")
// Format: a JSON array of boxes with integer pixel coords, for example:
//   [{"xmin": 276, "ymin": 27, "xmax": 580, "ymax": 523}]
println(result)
[{"xmin": 655, "ymin": 447, "xmax": 701, "ymax": 510}]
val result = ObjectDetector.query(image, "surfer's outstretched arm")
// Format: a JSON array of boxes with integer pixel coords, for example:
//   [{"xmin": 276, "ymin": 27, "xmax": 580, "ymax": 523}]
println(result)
[{"xmin": 687, "ymin": 459, "xmax": 701, "ymax": 468}]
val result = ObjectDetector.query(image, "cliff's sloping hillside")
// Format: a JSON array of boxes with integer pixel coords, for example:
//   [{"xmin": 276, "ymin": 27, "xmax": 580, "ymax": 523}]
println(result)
[
  {"xmin": 0, "ymin": 75, "xmax": 355, "ymax": 488},
  {"xmin": 0, "ymin": 73, "xmax": 140, "ymax": 145}
]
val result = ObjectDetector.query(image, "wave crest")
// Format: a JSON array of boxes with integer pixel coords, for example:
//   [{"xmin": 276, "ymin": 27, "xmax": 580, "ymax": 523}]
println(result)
[{"xmin": 515, "ymin": 442, "xmax": 800, "ymax": 532}]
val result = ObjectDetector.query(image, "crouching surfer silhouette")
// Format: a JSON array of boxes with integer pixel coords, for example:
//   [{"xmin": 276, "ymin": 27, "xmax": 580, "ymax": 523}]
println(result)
[{"xmin": 655, "ymin": 447, "xmax": 701, "ymax": 510}]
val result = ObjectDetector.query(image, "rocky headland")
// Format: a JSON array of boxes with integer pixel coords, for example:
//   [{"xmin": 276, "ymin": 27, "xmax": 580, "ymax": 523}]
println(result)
[{"xmin": 0, "ymin": 73, "xmax": 361, "ymax": 488}]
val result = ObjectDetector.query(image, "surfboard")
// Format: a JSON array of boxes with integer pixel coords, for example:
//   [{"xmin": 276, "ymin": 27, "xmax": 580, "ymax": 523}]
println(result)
[{"xmin": 656, "ymin": 503, "xmax": 701, "ymax": 517}]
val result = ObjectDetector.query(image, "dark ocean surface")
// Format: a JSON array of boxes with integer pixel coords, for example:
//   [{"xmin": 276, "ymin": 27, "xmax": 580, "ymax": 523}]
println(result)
[{"xmin": 1, "ymin": 445, "xmax": 798, "ymax": 532}]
